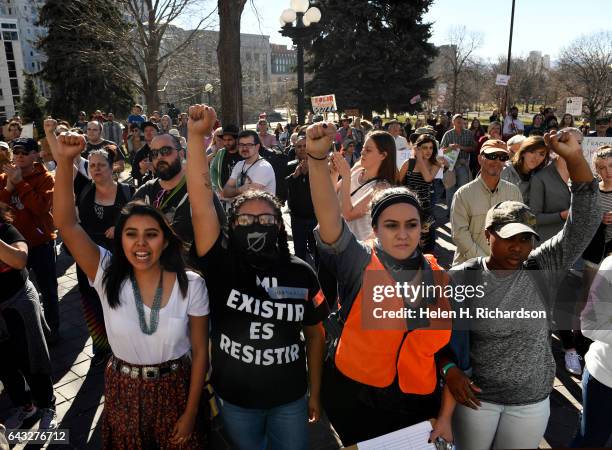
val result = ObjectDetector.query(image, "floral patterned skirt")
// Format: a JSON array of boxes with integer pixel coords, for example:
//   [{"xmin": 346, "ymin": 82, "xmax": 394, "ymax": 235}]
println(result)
[{"xmin": 101, "ymin": 357, "xmax": 206, "ymax": 449}]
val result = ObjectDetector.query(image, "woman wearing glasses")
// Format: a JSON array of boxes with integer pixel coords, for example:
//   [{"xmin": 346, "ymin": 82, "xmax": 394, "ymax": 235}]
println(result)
[
  {"xmin": 186, "ymin": 105, "xmax": 327, "ymax": 450},
  {"xmin": 52, "ymin": 132, "xmax": 209, "ymax": 449},
  {"xmin": 501, "ymin": 136, "xmax": 550, "ymax": 204}
]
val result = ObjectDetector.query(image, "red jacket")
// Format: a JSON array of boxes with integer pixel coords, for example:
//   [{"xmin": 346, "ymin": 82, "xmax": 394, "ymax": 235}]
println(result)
[{"xmin": 0, "ymin": 162, "xmax": 56, "ymax": 247}]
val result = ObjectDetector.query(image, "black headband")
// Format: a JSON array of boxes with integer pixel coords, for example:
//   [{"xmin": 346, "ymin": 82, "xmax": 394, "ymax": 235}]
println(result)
[{"xmin": 371, "ymin": 192, "xmax": 422, "ymax": 226}]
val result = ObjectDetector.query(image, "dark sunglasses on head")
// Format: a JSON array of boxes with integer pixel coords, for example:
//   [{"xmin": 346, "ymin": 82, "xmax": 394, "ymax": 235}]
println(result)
[
  {"xmin": 150, "ymin": 146, "xmax": 175, "ymax": 159},
  {"xmin": 483, "ymin": 152, "xmax": 510, "ymax": 162},
  {"xmin": 235, "ymin": 213, "xmax": 279, "ymax": 227},
  {"xmin": 11, "ymin": 148, "xmax": 33, "ymax": 156}
]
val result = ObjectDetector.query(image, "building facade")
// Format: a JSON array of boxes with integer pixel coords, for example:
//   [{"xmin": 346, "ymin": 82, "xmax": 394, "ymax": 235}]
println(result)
[
  {"xmin": 0, "ymin": 18, "xmax": 25, "ymax": 120},
  {"xmin": 0, "ymin": 0, "xmax": 47, "ymax": 100}
]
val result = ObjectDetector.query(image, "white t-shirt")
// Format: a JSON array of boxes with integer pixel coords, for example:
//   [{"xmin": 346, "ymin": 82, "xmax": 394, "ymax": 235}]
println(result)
[
  {"xmin": 91, "ymin": 247, "xmax": 210, "ymax": 365},
  {"xmin": 503, "ymin": 116, "xmax": 525, "ymax": 136},
  {"xmin": 230, "ymin": 158, "xmax": 276, "ymax": 195},
  {"xmin": 394, "ymin": 135, "xmax": 410, "ymax": 170}
]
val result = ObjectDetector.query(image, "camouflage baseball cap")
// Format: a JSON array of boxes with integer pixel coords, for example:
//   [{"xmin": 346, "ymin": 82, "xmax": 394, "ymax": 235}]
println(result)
[{"xmin": 485, "ymin": 201, "xmax": 540, "ymax": 240}]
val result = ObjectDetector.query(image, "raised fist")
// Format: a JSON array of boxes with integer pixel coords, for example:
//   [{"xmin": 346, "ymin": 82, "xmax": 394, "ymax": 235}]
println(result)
[
  {"xmin": 56, "ymin": 132, "xmax": 86, "ymax": 159},
  {"xmin": 44, "ymin": 118, "xmax": 58, "ymax": 136},
  {"xmin": 187, "ymin": 104, "xmax": 217, "ymax": 137},
  {"xmin": 306, "ymin": 122, "xmax": 336, "ymax": 159},
  {"xmin": 544, "ymin": 129, "xmax": 582, "ymax": 161}
]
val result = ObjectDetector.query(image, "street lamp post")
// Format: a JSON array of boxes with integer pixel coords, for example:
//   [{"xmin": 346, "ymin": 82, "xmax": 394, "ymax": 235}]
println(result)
[
  {"xmin": 279, "ymin": 0, "xmax": 321, "ymax": 125},
  {"xmin": 205, "ymin": 83, "xmax": 214, "ymax": 107}
]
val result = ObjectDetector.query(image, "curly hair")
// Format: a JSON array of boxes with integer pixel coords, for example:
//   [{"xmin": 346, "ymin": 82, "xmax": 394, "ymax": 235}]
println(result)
[{"xmin": 226, "ymin": 190, "xmax": 291, "ymax": 262}]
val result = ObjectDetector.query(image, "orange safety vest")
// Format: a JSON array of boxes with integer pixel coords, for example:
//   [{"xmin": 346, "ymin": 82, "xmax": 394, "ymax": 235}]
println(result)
[{"xmin": 335, "ymin": 247, "xmax": 452, "ymax": 394}]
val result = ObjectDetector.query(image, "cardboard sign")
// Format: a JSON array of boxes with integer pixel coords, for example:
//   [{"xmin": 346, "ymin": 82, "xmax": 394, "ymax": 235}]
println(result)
[
  {"xmin": 311, "ymin": 94, "xmax": 337, "ymax": 114},
  {"xmin": 495, "ymin": 74, "xmax": 511, "ymax": 86},
  {"xmin": 583, "ymin": 136, "xmax": 612, "ymax": 173},
  {"xmin": 565, "ymin": 97, "xmax": 583, "ymax": 116},
  {"xmin": 344, "ymin": 108, "xmax": 359, "ymax": 117}
]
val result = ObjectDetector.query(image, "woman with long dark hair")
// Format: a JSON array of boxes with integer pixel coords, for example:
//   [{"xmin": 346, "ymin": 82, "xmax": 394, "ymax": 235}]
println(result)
[
  {"xmin": 332, "ymin": 130, "xmax": 397, "ymax": 241},
  {"xmin": 306, "ymin": 120, "xmax": 455, "ymax": 446},
  {"xmin": 52, "ymin": 132, "xmax": 208, "ymax": 449},
  {"xmin": 398, "ymin": 134, "xmax": 445, "ymax": 252},
  {"xmin": 0, "ymin": 203, "xmax": 57, "ymax": 431},
  {"xmin": 186, "ymin": 105, "xmax": 327, "ymax": 450}
]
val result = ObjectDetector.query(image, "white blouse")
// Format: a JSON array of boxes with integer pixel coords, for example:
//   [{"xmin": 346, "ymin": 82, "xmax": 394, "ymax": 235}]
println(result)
[{"xmin": 91, "ymin": 247, "xmax": 209, "ymax": 365}]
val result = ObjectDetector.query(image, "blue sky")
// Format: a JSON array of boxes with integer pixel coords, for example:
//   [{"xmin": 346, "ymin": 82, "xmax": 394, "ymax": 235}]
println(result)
[{"xmin": 180, "ymin": 0, "xmax": 611, "ymax": 60}]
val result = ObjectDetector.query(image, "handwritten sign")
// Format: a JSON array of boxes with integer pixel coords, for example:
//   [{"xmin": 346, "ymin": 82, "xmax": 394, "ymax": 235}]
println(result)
[
  {"xmin": 495, "ymin": 74, "xmax": 511, "ymax": 86},
  {"xmin": 565, "ymin": 97, "xmax": 583, "ymax": 116},
  {"xmin": 311, "ymin": 94, "xmax": 336, "ymax": 114},
  {"xmin": 582, "ymin": 136, "xmax": 612, "ymax": 172}
]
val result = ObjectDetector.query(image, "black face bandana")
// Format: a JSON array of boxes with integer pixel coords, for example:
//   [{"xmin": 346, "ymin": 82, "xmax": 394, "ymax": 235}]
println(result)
[{"xmin": 231, "ymin": 224, "xmax": 279, "ymax": 264}]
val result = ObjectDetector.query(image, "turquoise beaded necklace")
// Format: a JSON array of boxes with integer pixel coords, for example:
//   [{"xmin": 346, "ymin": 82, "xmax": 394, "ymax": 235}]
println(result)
[{"xmin": 130, "ymin": 270, "xmax": 164, "ymax": 335}]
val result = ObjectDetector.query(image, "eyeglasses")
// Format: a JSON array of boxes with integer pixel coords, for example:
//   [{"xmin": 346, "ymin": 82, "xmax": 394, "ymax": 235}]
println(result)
[
  {"xmin": 11, "ymin": 148, "xmax": 33, "ymax": 156},
  {"xmin": 150, "ymin": 146, "xmax": 175, "ymax": 159},
  {"xmin": 235, "ymin": 214, "xmax": 279, "ymax": 226},
  {"xmin": 483, "ymin": 153, "xmax": 510, "ymax": 162},
  {"xmin": 238, "ymin": 143, "xmax": 257, "ymax": 149}
]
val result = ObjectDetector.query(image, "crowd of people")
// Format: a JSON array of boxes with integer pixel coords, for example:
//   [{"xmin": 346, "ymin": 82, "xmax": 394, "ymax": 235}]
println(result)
[{"xmin": 0, "ymin": 102, "xmax": 611, "ymax": 450}]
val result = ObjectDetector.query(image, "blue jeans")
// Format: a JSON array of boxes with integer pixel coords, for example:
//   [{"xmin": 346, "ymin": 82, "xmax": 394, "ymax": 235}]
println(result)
[
  {"xmin": 445, "ymin": 162, "xmax": 471, "ymax": 213},
  {"xmin": 290, "ymin": 215, "xmax": 317, "ymax": 268},
  {"xmin": 27, "ymin": 241, "xmax": 59, "ymax": 331},
  {"xmin": 571, "ymin": 367, "xmax": 612, "ymax": 447},
  {"xmin": 217, "ymin": 395, "xmax": 309, "ymax": 450}
]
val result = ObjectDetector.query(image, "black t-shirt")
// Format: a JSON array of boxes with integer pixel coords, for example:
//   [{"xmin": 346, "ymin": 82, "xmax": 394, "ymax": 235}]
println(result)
[
  {"xmin": 198, "ymin": 237, "xmax": 328, "ymax": 408},
  {"xmin": 285, "ymin": 161, "xmax": 315, "ymax": 219},
  {"xmin": 221, "ymin": 151, "xmax": 243, "ymax": 188},
  {"xmin": 0, "ymin": 223, "xmax": 28, "ymax": 302},
  {"xmin": 76, "ymin": 181, "xmax": 133, "ymax": 249}
]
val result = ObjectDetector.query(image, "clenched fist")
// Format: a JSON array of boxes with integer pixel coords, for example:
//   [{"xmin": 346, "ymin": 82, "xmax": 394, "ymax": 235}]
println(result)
[
  {"xmin": 44, "ymin": 118, "xmax": 58, "ymax": 136},
  {"xmin": 188, "ymin": 104, "xmax": 217, "ymax": 137},
  {"xmin": 306, "ymin": 122, "xmax": 336, "ymax": 160},
  {"xmin": 544, "ymin": 129, "xmax": 581, "ymax": 161},
  {"xmin": 56, "ymin": 132, "xmax": 86, "ymax": 160}
]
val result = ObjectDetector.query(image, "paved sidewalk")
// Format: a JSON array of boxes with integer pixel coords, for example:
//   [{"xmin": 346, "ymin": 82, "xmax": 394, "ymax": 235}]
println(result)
[{"xmin": 0, "ymin": 209, "xmax": 585, "ymax": 449}]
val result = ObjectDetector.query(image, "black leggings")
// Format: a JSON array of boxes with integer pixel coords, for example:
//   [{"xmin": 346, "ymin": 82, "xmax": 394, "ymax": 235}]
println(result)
[{"xmin": 0, "ymin": 308, "xmax": 55, "ymax": 408}]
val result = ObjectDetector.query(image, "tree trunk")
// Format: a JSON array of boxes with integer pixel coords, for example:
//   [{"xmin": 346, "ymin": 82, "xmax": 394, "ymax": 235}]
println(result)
[
  {"xmin": 218, "ymin": 0, "xmax": 247, "ymax": 126},
  {"xmin": 451, "ymin": 72, "xmax": 459, "ymax": 113}
]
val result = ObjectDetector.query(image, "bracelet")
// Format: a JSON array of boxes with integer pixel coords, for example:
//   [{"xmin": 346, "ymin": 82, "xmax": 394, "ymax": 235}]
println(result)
[
  {"xmin": 307, "ymin": 152, "xmax": 328, "ymax": 161},
  {"xmin": 442, "ymin": 362, "xmax": 456, "ymax": 377}
]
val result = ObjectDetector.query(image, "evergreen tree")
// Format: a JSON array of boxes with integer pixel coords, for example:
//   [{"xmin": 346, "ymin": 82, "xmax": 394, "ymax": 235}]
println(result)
[
  {"xmin": 305, "ymin": 0, "xmax": 437, "ymax": 118},
  {"xmin": 37, "ymin": 0, "xmax": 133, "ymax": 121},
  {"xmin": 19, "ymin": 75, "xmax": 45, "ymax": 133}
]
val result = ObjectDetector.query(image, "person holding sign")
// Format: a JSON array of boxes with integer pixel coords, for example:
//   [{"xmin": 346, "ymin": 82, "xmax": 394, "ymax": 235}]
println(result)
[
  {"xmin": 185, "ymin": 104, "xmax": 328, "ymax": 450},
  {"xmin": 306, "ymin": 120, "xmax": 455, "ymax": 446}
]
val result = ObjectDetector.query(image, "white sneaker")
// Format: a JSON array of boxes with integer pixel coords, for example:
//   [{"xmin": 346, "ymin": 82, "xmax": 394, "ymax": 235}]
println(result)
[
  {"xmin": 4, "ymin": 405, "xmax": 38, "ymax": 429},
  {"xmin": 565, "ymin": 350, "xmax": 583, "ymax": 376},
  {"xmin": 38, "ymin": 408, "xmax": 58, "ymax": 430}
]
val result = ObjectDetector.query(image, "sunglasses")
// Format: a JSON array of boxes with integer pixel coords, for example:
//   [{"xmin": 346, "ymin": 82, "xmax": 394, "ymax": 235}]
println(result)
[
  {"xmin": 150, "ymin": 146, "xmax": 175, "ymax": 159},
  {"xmin": 235, "ymin": 213, "xmax": 279, "ymax": 226},
  {"xmin": 11, "ymin": 148, "xmax": 34, "ymax": 156},
  {"xmin": 483, "ymin": 153, "xmax": 510, "ymax": 162},
  {"xmin": 238, "ymin": 143, "xmax": 257, "ymax": 149}
]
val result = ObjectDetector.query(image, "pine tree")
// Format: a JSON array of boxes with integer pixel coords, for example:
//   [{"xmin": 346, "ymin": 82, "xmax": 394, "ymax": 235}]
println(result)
[
  {"xmin": 19, "ymin": 75, "xmax": 45, "ymax": 133},
  {"xmin": 305, "ymin": 0, "xmax": 437, "ymax": 118},
  {"xmin": 37, "ymin": 0, "xmax": 133, "ymax": 121}
]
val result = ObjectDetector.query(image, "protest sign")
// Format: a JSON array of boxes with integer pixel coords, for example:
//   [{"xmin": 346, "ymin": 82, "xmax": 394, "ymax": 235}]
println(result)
[
  {"xmin": 311, "ymin": 94, "xmax": 337, "ymax": 114},
  {"xmin": 582, "ymin": 136, "xmax": 612, "ymax": 172}
]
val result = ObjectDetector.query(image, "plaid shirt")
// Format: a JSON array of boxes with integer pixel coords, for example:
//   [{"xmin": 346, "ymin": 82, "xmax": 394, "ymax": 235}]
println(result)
[{"xmin": 440, "ymin": 128, "xmax": 475, "ymax": 162}]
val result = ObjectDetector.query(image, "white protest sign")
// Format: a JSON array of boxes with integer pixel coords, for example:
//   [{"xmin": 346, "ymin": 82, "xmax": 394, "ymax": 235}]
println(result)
[
  {"xmin": 582, "ymin": 137, "xmax": 612, "ymax": 173},
  {"xmin": 311, "ymin": 94, "xmax": 336, "ymax": 114},
  {"xmin": 495, "ymin": 74, "xmax": 511, "ymax": 86},
  {"xmin": 21, "ymin": 123, "xmax": 34, "ymax": 139},
  {"xmin": 565, "ymin": 97, "xmax": 583, "ymax": 116}
]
